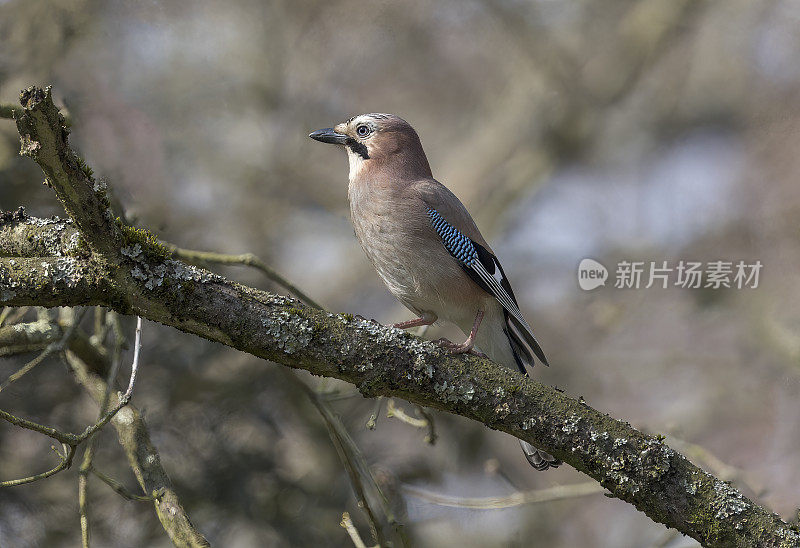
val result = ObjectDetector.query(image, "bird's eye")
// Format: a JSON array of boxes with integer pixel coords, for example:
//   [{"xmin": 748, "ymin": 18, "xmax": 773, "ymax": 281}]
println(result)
[{"xmin": 356, "ymin": 124, "xmax": 371, "ymax": 137}]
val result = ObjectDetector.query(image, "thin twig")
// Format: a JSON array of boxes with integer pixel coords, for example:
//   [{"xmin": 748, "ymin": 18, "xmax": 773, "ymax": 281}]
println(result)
[
  {"xmin": 1, "ymin": 444, "xmax": 77, "ymax": 487},
  {"xmin": 0, "ymin": 407, "xmax": 83, "ymax": 445},
  {"xmin": 166, "ymin": 244, "xmax": 323, "ymax": 309},
  {"xmin": 401, "ymin": 481, "xmax": 605, "ymax": 509},
  {"xmin": 416, "ymin": 406, "xmax": 437, "ymax": 445},
  {"xmin": 0, "ymin": 308, "xmax": 87, "ymax": 393},
  {"xmin": 122, "ymin": 317, "xmax": 142, "ymax": 401},
  {"xmin": 366, "ymin": 397, "xmax": 383, "ymax": 430},
  {"xmin": 79, "ymin": 456, "xmax": 90, "ymax": 547},
  {"xmin": 285, "ymin": 370, "xmax": 390, "ymax": 546},
  {"xmin": 0, "ymin": 318, "xmax": 142, "ymax": 488},
  {"xmin": 340, "ymin": 512, "xmax": 370, "ymax": 548},
  {"xmin": 79, "ymin": 312, "xmax": 127, "ymax": 548},
  {"xmin": 386, "ymin": 399, "xmax": 428, "ymax": 428},
  {"xmin": 386, "ymin": 399, "xmax": 437, "ymax": 444},
  {"xmin": 90, "ymin": 466, "xmax": 162, "ymax": 502}
]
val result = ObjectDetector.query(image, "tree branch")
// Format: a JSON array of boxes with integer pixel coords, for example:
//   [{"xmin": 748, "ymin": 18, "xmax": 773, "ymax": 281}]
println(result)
[
  {"xmin": 2, "ymin": 86, "xmax": 799, "ymax": 547},
  {"xmin": 65, "ymin": 347, "xmax": 210, "ymax": 548},
  {"xmin": 0, "ymin": 314, "xmax": 208, "ymax": 546},
  {"xmin": 401, "ymin": 481, "xmax": 604, "ymax": 510}
]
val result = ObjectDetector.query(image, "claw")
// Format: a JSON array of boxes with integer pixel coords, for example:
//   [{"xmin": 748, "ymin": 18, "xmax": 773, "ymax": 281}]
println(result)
[
  {"xmin": 433, "ymin": 310, "xmax": 485, "ymax": 356},
  {"xmin": 434, "ymin": 337, "xmax": 486, "ymax": 358}
]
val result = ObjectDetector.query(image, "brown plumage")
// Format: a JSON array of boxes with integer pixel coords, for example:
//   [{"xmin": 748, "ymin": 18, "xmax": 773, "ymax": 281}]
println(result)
[{"xmin": 310, "ymin": 113, "xmax": 559, "ymax": 470}]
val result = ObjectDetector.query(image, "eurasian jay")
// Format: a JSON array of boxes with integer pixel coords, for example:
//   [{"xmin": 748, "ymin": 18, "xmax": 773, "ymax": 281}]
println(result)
[{"xmin": 310, "ymin": 113, "xmax": 559, "ymax": 471}]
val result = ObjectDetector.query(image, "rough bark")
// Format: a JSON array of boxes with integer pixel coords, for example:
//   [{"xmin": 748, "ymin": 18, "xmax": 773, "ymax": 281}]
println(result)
[{"xmin": 1, "ymin": 86, "xmax": 798, "ymax": 547}]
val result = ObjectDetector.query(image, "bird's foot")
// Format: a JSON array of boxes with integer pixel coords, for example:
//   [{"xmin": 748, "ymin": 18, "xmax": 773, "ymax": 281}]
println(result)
[
  {"xmin": 392, "ymin": 313, "xmax": 437, "ymax": 330},
  {"xmin": 434, "ymin": 338, "xmax": 487, "ymax": 358}
]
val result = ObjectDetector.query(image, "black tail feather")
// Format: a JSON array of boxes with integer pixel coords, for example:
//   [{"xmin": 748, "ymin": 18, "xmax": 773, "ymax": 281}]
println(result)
[
  {"xmin": 504, "ymin": 311, "xmax": 549, "ymax": 368},
  {"xmin": 519, "ymin": 440, "xmax": 562, "ymax": 471}
]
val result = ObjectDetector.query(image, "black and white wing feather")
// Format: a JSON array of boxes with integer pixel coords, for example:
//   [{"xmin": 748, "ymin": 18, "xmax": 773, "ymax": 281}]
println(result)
[{"xmin": 426, "ymin": 207, "xmax": 549, "ymax": 369}]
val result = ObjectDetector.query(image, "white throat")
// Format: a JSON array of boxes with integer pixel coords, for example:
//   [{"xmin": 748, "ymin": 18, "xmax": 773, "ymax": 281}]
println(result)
[{"xmin": 346, "ymin": 146, "xmax": 367, "ymax": 182}]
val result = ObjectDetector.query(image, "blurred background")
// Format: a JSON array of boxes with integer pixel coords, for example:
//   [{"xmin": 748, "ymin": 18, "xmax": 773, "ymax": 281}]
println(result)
[{"xmin": 2, "ymin": 0, "xmax": 800, "ymax": 546}]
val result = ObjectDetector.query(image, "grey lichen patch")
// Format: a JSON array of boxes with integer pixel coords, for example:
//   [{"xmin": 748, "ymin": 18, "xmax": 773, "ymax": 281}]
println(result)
[
  {"xmin": 51, "ymin": 257, "xmax": 82, "ymax": 286},
  {"xmin": 261, "ymin": 310, "xmax": 314, "ymax": 354},
  {"xmin": 683, "ymin": 477, "xmax": 699, "ymax": 495},
  {"xmin": 412, "ymin": 351, "xmax": 435, "ymax": 379},
  {"xmin": 711, "ymin": 480, "xmax": 750, "ymax": 522},
  {"xmin": 433, "ymin": 380, "xmax": 475, "ymax": 403},
  {"xmin": 1, "ymin": 216, "xmax": 81, "ymax": 258},
  {"xmin": 356, "ymin": 361, "xmax": 374, "ymax": 372},
  {"xmin": 589, "ymin": 429, "xmax": 610, "ymax": 442},
  {"xmin": 562, "ymin": 413, "xmax": 582, "ymax": 434},
  {"xmin": 64, "ymin": 230, "xmax": 82, "ymax": 256},
  {"xmin": 639, "ymin": 437, "xmax": 674, "ymax": 480},
  {"xmin": 121, "ymin": 243, "xmax": 143, "ymax": 260},
  {"xmin": 264, "ymin": 294, "xmax": 294, "ymax": 307},
  {"xmin": 349, "ymin": 315, "xmax": 438, "ymax": 364},
  {"xmin": 29, "ymin": 257, "xmax": 81, "ymax": 288},
  {"xmin": 170, "ymin": 261, "xmax": 221, "ymax": 284},
  {"xmin": 27, "ymin": 215, "xmax": 67, "ymax": 227},
  {"xmin": 128, "ymin": 252, "xmax": 222, "ymax": 293}
]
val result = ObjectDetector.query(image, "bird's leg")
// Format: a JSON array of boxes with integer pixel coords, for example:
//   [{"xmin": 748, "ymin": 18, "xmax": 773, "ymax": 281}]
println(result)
[
  {"xmin": 435, "ymin": 310, "xmax": 487, "ymax": 358},
  {"xmin": 392, "ymin": 312, "xmax": 437, "ymax": 330}
]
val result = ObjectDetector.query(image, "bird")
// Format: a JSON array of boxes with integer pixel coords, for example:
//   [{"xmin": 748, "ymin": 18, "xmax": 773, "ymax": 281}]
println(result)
[{"xmin": 309, "ymin": 113, "xmax": 560, "ymax": 471}]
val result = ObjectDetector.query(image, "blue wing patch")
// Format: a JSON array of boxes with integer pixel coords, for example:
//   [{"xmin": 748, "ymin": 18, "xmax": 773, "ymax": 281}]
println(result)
[
  {"xmin": 426, "ymin": 206, "xmax": 550, "ymax": 367},
  {"xmin": 426, "ymin": 207, "xmax": 478, "ymax": 267}
]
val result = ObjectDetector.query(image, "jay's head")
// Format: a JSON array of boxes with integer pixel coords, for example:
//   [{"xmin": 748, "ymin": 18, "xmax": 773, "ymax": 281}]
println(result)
[{"xmin": 309, "ymin": 113, "xmax": 432, "ymax": 181}]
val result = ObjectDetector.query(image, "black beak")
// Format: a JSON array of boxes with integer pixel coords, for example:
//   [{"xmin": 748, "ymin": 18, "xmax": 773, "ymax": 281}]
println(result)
[{"xmin": 309, "ymin": 127, "xmax": 348, "ymax": 145}]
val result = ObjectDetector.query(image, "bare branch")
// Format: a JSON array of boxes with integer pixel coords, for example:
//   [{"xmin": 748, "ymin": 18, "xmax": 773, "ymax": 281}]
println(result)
[
  {"xmin": 0, "ymin": 308, "xmax": 87, "ymax": 392},
  {"xmin": 13, "ymin": 87, "xmax": 122, "ymax": 255},
  {"xmin": 0, "ymin": 444, "xmax": 76, "ymax": 487},
  {"xmin": 286, "ymin": 371, "xmax": 397, "ymax": 547},
  {"xmin": 166, "ymin": 244, "xmax": 323, "ymax": 309},
  {"xmin": 79, "ymin": 310, "xmax": 126, "ymax": 548},
  {"xmin": 0, "ymin": 317, "xmax": 56, "ymax": 356},
  {"xmin": 65, "ymin": 347, "xmax": 210, "ymax": 547},
  {"xmin": 89, "ymin": 466, "xmax": 163, "ymax": 502},
  {"xmin": 122, "ymin": 316, "xmax": 142, "ymax": 401},
  {"xmin": 401, "ymin": 481, "xmax": 604, "ymax": 510},
  {"xmin": 385, "ymin": 399, "xmax": 437, "ymax": 445},
  {"xmin": 340, "ymin": 512, "xmax": 371, "ymax": 548}
]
